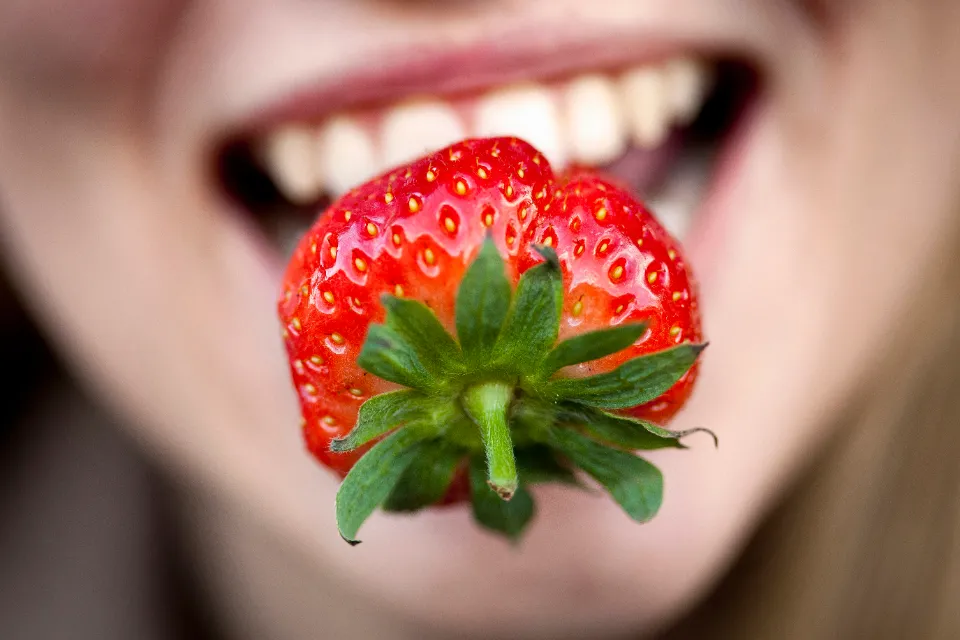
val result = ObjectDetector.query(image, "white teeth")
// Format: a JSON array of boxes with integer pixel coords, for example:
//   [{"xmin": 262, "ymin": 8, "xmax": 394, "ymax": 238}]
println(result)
[
  {"xmin": 256, "ymin": 57, "xmax": 713, "ymax": 203},
  {"xmin": 665, "ymin": 57, "xmax": 711, "ymax": 125},
  {"xmin": 315, "ymin": 115, "xmax": 377, "ymax": 196},
  {"xmin": 381, "ymin": 99, "xmax": 466, "ymax": 169},
  {"xmin": 260, "ymin": 126, "xmax": 321, "ymax": 204},
  {"xmin": 474, "ymin": 83, "xmax": 567, "ymax": 169},
  {"xmin": 619, "ymin": 66, "xmax": 671, "ymax": 149},
  {"xmin": 563, "ymin": 74, "xmax": 628, "ymax": 166}
]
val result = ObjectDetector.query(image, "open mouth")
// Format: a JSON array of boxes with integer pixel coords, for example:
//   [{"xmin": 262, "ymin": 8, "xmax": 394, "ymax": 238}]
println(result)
[{"xmin": 216, "ymin": 55, "xmax": 757, "ymax": 260}]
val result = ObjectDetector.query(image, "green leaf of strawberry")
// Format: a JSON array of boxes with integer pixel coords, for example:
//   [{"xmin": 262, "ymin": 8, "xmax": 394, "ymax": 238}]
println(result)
[
  {"xmin": 490, "ymin": 245, "xmax": 563, "ymax": 370},
  {"xmin": 335, "ymin": 428, "xmax": 427, "ymax": 545},
  {"xmin": 555, "ymin": 402, "xmax": 717, "ymax": 451},
  {"xmin": 329, "ymin": 389, "xmax": 426, "ymax": 453},
  {"xmin": 383, "ymin": 442, "xmax": 465, "ymax": 512},
  {"xmin": 469, "ymin": 458, "xmax": 535, "ymax": 541},
  {"xmin": 547, "ymin": 427, "xmax": 664, "ymax": 523},
  {"xmin": 539, "ymin": 322, "xmax": 649, "ymax": 378},
  {"xmin": 279, "ymin": 137, "xmax": 713, "ymax": 543},
  {"xmin": 455, "ymin": 235, "xmax": 512, "ymax": 365},
  {"xmin": 356, "ymin": 323, "xmax": 437, "ymax": 391},
  {"xmin": 381, "ymin": 294, "xmax": 463, "ymax": 377},
  {"xmin": 513, "ymin": 445, "xmax": 581, "ymax": 486},
  {"xmin": 543, "ymin": 343, "xmax": 707, "ymax": 409}
]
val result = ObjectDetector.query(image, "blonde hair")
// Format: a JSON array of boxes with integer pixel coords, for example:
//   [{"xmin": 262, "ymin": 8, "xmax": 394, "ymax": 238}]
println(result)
[{"xmin": 662, "ymin": 208, "xmax": 960, "ymax": 638}]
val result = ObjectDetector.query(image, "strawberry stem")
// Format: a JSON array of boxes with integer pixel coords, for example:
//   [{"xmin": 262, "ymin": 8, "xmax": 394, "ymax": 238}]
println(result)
[{"xmin": 461, "ymin": 381, "xmax": 518, "ymax": 500}]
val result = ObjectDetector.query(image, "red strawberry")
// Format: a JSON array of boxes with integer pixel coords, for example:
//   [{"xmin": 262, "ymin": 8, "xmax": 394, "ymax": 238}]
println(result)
[{"xmin": 278, "ymin": 137, "xmax": 710, "ymax": 543}]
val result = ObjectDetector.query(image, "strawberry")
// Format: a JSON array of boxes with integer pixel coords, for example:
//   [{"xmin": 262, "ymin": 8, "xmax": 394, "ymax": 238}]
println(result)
[{"xmin": 278, "ymin": 137, "xmax": 710, "ymax": 543}]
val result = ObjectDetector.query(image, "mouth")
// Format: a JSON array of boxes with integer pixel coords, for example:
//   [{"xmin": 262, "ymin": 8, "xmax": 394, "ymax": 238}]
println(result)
[{"xmin": 215, "ymin": 52, "xmax": 758, "ymax": 261}]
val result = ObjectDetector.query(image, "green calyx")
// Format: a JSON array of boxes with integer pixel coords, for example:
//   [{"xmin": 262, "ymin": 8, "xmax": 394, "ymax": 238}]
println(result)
[{"xmin": 332, "ymin": 238, "xmax": 712, "ymax": 544}]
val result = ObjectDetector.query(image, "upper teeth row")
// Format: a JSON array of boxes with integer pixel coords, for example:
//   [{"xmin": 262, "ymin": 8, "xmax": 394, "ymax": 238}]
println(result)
[{"xmin": 260, "ymin": 57, "xmax": 712, "ymax": 204}]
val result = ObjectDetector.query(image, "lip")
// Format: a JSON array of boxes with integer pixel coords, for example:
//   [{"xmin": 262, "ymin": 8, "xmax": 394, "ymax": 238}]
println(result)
[{"xmin": 225, "ymin": 27, "xmax": 754, "ymax": 139}]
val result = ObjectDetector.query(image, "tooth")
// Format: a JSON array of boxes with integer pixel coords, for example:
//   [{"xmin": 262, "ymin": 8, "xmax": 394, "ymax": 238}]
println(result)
[
  {"xmin": 665, "ymin": 57, "xmax": 711, "ymax": 124},
  {"xmin": 619, "ymin": 66, "xmax": 671, "ymax": 149},
  {"xmin": 474, "ymin": 83, "xmax": 567, "ymax": 169},
  {"xmin": 260, "ymin": 125, "xmax": 321, "ymax": 204},
  {"xmin": 316, "ymin": 115, "xmax": 378, "ymax": 196},
  {"xmin": 381, "ymin": 100, "xmax": 467, "ymax": 169},
  {"xmin": 563, "ymin": 74, "xmax": 628, "ymax": 166}
]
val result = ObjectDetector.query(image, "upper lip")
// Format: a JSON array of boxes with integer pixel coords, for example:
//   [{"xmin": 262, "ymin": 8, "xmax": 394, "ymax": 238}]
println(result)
[{"xmin": 229, "ymin": 25, "xmax": 757, "ymax": 139}]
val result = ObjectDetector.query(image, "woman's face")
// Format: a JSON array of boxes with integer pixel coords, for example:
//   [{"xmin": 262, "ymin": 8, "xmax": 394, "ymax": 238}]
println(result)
[{"xmin": 1, "ymin": 1, "xmax": 959, "ymax": 637}]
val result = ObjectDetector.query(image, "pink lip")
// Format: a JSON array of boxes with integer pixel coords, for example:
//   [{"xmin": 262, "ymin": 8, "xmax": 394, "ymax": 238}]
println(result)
[{"xmin": 233, "ymin": 27, "xmax": 749, "ymax": 136}]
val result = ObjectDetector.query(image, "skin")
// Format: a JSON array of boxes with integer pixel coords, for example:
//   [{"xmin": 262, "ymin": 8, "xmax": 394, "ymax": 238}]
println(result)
[{"xmin": 1, "ymin": 1, "xmax": 959, "ymax": 638}]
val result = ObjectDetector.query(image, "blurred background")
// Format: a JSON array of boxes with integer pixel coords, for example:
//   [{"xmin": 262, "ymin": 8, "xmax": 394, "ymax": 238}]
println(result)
[{"xmin": 0, "ymin": 271, "xmax": 225, "ymax": 639}]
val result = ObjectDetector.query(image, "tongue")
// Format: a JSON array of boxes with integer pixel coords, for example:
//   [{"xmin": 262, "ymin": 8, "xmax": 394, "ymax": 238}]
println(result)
[{"xmin": 565, "ymin": 132, "xmax": 683, "ymax": 199}]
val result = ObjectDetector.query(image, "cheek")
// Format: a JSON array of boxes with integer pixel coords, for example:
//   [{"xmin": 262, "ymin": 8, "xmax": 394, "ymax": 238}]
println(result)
[
  {"xmin": 0, "ymin": 0, "xmax": 188, "ymax": 90},
  {"xmin": 781, "ymin": 10, "xmax": 960, "ymax": 371},
  {"xmin": 686, "ymin": 9, "xmax": 960, "ymax": 542},
  {"xmin": 0, "ymin": 116, "xmax": 324, "ymax": 525}
]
